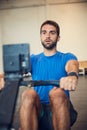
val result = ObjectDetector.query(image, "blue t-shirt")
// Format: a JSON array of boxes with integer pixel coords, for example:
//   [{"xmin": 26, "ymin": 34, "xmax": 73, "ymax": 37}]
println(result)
[{"xmin": 30, "ymin": 51, "xmax": 77, "ymax": 104}]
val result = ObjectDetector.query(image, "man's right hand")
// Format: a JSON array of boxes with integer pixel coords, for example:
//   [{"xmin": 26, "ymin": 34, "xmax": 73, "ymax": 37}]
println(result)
[{"xmin": 0, "ymin": 73, "xmax": 5, "ymax": 91}]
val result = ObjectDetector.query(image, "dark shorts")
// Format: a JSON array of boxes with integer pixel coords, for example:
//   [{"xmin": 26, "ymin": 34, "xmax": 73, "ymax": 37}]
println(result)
[{"xmin": 38, "ymin": 102, "xmax": 78, "ymax": 130}]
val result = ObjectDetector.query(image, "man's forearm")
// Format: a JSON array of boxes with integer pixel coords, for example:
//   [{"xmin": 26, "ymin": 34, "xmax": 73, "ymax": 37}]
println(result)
[{"xmin": 65, "ymin": 60, "xmax": 79, "ymax": 74}]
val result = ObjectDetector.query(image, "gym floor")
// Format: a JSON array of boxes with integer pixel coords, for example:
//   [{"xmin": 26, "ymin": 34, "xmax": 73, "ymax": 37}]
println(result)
[{"xmin": 71, "ymin": 75, "xmax": 87, "ymax": 130}]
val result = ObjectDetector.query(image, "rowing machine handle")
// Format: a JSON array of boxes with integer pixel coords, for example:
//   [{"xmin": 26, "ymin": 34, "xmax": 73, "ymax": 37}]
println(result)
[{"xmin": 21, "ymin": 80, "xmax": 60, "ymax": 87}]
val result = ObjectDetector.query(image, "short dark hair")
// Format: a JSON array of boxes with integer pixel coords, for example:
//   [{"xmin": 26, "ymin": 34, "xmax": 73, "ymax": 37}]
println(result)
[{"xmin": 40, "ymin": 20, "xmax": 60, "ymax": 36}]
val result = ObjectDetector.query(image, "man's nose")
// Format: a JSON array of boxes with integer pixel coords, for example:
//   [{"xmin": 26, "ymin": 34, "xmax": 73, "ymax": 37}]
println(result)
[{"xmin": 46, "ymin": 32, "xmax": 50, "ymax": 37}]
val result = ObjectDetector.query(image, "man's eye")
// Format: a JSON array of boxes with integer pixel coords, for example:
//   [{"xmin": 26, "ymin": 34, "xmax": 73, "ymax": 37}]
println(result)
[
  {"xmin": 41, "ymin": 31, "xmax": 46, "ymax": 34},
  {"xmin": 50, "ymin": 31, "xmax": 57, "ymax": 35}
]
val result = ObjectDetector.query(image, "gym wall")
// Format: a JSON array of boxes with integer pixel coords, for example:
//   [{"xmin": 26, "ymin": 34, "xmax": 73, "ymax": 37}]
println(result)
[{"xmin": 0, "ymin": 1, "xmax": 87, "ymax": 72}]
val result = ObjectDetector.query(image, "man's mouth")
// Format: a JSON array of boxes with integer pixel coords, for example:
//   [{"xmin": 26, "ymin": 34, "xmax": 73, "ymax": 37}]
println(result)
[{"xmin": 45, "ymin": 39, "xmax": 52, "ymax": 43}]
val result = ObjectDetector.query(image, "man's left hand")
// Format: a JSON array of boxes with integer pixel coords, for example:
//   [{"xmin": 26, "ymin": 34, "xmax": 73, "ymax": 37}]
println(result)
[{"xmin": 60, "ymin": 76, "xmax": 78, "ymax": 91}]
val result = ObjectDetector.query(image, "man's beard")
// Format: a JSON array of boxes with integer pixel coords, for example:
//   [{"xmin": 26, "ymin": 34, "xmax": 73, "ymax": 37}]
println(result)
[{"xmin": 41, "ymin": 41, "xmax": 57, "ymax": 50}]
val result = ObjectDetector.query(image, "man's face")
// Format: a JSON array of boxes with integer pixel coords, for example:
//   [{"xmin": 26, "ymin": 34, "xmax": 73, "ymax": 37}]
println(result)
[{"xmin": 40, "ymin": 24, "xmax": 60, "ymax": 50}]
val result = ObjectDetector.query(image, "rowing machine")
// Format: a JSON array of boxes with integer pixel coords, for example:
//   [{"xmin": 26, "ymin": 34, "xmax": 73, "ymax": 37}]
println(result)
[{"xmin": 0, "ymin": 43, "xmax": 59, "ymax": 130}]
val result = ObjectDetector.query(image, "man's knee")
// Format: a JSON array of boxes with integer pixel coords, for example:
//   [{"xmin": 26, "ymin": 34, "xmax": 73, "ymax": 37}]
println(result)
[
  {"xmin": 21, "ymin": 89, "xmax": 38, "ymax": 107},
  {"xmin": 49, "ymin": 88, "xmax": 68, "ymax": 106}
]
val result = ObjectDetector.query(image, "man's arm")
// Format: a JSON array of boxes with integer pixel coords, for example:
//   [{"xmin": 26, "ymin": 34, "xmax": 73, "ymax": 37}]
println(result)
[
  {"xmin": 60, "ymin": 60, "xmax": 79, "ymax": 91},
  {"xmin": 65, "ymin": 60, "xmax": 79, "ymax": 74}
]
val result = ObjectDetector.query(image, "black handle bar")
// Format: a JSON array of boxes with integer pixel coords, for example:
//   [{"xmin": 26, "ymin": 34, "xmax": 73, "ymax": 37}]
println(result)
[{"xmin": 21, "ymin": 80, "xmax": 60, "ymax": 87}]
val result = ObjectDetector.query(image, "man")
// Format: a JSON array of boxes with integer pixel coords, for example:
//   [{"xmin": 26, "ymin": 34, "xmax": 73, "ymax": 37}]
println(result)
[{"xmin": 19, "ymin": 20, "xmax": 79, "ymax": 130}]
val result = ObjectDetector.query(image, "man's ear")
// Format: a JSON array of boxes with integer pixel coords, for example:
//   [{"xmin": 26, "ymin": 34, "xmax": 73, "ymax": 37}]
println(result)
[{"xmin": 57, "ymin": 36, "xmax": 60, "ymax": 41}]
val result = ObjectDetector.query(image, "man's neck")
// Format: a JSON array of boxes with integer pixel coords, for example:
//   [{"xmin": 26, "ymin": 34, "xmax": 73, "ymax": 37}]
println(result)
[{"xmin": 44, "ymin": 48, "xmax": 57, "ymax": 56}]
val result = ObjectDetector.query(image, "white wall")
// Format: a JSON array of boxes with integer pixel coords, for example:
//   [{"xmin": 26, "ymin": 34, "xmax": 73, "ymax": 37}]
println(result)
[
  {"xmin": 0, "ymin": 6, "xmax": 46, "ymax": 52},
  {"xmin": 47, "ymin": 3, "xmax": 87, "ymax": 60},
  {"xmin": 0, "ymin": 2, "xmax": 87, "ymax": 72}
]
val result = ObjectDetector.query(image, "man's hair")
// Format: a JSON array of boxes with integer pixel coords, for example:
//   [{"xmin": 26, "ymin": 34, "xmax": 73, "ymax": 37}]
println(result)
[{"xmin": 40, "ymin": 20, "xmax": 60, "ymax": 36}]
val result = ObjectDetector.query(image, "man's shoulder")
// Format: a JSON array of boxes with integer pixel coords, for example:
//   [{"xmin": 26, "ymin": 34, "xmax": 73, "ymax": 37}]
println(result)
[
  {"xmin": 58, "ymin": 51, "xmax": 77, "ymax": 58},
  {"xmin": 30, "ymin": 52, "xmax": 44, "ymax": 62},
  {"xmin": 65, "ymin": 52, "xmax": 77, "ymax": 60},
  {"xmin": 31, "ymin": 52, "xmax": 43, "ymax": 58},
  {"xmin": 57, "ymin": 51, "xmax": 78, "ymax": 64}
]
